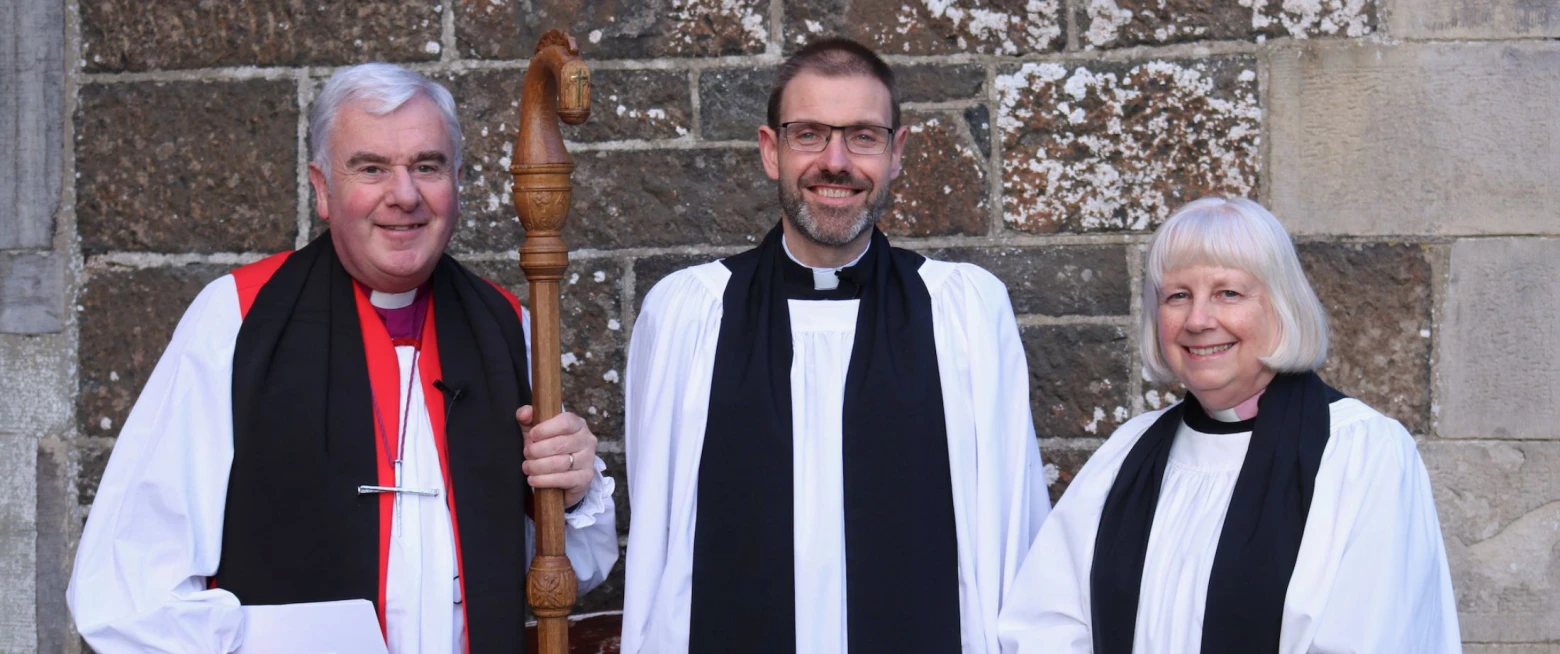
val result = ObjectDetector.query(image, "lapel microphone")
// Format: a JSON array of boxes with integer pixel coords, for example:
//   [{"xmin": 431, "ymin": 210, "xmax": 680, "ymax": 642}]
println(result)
[{"xmin": 432, "ymin": 380, "xmax": 465, "ymax": 419}]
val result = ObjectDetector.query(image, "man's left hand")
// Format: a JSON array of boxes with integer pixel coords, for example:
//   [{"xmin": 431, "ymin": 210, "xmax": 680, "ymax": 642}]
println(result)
[{"xmin": 517, "ymin": 405, "xmax": 597, "ymax": 510}]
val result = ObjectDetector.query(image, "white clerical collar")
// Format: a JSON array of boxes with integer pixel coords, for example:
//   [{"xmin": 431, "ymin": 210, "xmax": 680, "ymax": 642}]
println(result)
[
  {"xmin": 781, "ymin": 235, "xmax": 871, "ymax": 291},
  {"xmin": 369, "ymin": 287, "xmax": 418, "ymax": 309},
  {"xmin": 1206, "ymin": 406, "xmax": 1243, "ymax": 422}
]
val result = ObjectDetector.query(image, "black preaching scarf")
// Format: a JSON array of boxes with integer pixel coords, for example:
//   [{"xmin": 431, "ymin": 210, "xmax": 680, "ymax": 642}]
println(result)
[
  {"xmin": 1090, "ymin": 371, "xmax": 1345, "ymax": 654},
  {"xmin": 221, "ymin": 233, "xmax": 532, "ymax": 653},
  {"xmin": 689, "ymin": 224, "xmax": 962, "ymax": 653}
]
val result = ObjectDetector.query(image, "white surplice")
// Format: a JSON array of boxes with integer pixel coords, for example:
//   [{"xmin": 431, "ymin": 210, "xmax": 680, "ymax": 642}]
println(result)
[
  {"xmin": 997, "ymin": 398, "xmax": 1462, "ymax": 653},
  {"xmin": 68, "ymin": 274, "xmax": 619, "ymax": 654},
  {"xmin": 622, "ymin": 253, "xmax": 1051, "ymax": 653}
]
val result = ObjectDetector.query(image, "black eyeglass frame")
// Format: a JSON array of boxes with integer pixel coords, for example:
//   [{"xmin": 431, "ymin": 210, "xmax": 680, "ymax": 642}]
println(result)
[{"xmin": 777, "ymin": 121, "xmax": 898, "ymax": 156}]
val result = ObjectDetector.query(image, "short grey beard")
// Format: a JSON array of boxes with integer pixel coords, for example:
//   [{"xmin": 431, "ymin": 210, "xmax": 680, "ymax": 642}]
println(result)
[{"xmin": 779, "ymin": 181, "xmax": 893, "ymax": 247}]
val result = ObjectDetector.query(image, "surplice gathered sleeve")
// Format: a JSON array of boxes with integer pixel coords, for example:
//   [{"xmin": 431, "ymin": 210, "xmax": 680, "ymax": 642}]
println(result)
[
  {"xmin": 996, "ymin": 409, "xmax": 1162, "ymax": 654},
  {"xmin": 621, "ymin": 264, "xmax": 728, "ymax": 654},
  {"xmin": 926, "ymin": 261, "xmax": 1053, "ymax": 652},
  {"xmin": 68, "ymin": 275, "xmax": 247, "ymax": 654},
  {"xmin": 1281, "ymin": 406, "xmax": 1462, "ymax": 653}
]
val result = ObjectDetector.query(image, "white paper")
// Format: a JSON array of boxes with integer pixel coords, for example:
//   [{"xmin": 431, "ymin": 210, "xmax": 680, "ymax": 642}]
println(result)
[{"xmin": 236, "ymin": 599, "xmax": 389, "ymax": 654}]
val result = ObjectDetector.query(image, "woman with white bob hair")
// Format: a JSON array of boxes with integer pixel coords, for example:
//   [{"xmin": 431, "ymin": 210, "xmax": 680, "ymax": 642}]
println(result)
[{"xmin": 997, "ymin": 196, "xmax": 1461, "ymax": 653}]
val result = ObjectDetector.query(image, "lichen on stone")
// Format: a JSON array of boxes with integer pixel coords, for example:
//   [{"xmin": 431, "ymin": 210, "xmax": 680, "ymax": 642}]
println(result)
[
  {"xmin": 997, "ymin": 57, "xmax": 1260, "ymax": 233},
  {"xmin": 665, "ymin": 0, "xmax": 767, "ymax": 54},
  {"xmin": 1081, "ymin": 0, "xmax": 1371, "ymax": 48},
  {"xmin": 872, "ymin": 0, "xmax": 1062, "ymax": 55}
]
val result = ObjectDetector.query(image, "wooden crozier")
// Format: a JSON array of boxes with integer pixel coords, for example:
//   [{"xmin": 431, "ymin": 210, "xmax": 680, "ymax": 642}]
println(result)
[{"xmin": 511, "ymin": 29, "xmax": 589, "ymax": 654}]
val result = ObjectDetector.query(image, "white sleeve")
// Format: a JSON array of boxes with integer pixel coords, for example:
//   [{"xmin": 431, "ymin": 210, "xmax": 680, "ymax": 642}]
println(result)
[
  {"xmin": 621, "ymin": 268, "xmax": 723, "ymax": 654},
  {"xmin": 516, "ymin": 307, "xmax": 621, "ymax": 595},
  {"xmin": 997, "ymin": 413, "xmax": 1163, "ymax": 654},
  {"xmin": 966, "ymin": 265, "xmax": 1052, "ymax": 569},
  {"xmin": 937, "ymin": 263, "xmax": 1053, "ymax": 651},
  {"xmin": 67, "ymin": 276, "xmax": 246, "ymax": 654},
  {"xmin": 1294, "ymin": 418, "xmax": 1463, "ymax": 653}
]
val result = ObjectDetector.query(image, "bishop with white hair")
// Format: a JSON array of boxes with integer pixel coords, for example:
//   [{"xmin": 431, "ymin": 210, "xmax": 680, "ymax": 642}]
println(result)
[{"xmin": 66, "ymin": 63, "xmax": 618, "ymax": 653}]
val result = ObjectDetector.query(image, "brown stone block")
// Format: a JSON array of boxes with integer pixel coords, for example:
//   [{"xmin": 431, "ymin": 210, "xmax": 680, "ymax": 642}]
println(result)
[
  {"xmin": 76, "ymin": 81, "xmax": 298, "ymax": 255},
  {"xmin": 447, "ymin": 69, "xmax": 692, "ymax": 148},
  {"xmin": 468, "ymin": 258, "xmax": 627, "ymax": 443},
  {"xmin": 900, "ymin": 64, "xmax": 986, "ymax": 103},
  {"xmin": 883, "ymin": 112, "xmax": 987, "ymax": 238},
  {"xmin": 1024, "ymin": 325, "xmax": 1132, "ymax": 439},
  {"xmin": 998, "ymin": 56, "xmax": 1260, "ymax": 234},
  {"xmin": 443, "ymin": 69, "xmax": 697, "ymax": 254},
  {"xmin": 1043, "ymin": 445, "xmax": 1099, "ymax": 505},
  {"xmin": 1298, "ymin": 242, "xmax": 1432, "ymax": 434},
  {"xmin": 1079, "ymin": 0, "xmax": 1374, "ymax": 50},
  {"xmin": 568, "ymin": 70, "xmax": 694, "ymax": 142},
  {"xmin": 785, "ymin": 0, "xmax": 1064, "ymax": 55},
  {"xmin": 82, "ymin": 0, "xmax": 443, "ymax": 72},
  {"xmin": 457, "ymin": 0, "xmax": 768, "ymax": 60},
  {"xmin": 923, "ymin": 246, "xmax": 1130, "ymax": 317},
  {"xmin": 570, "ymin": 148, "xmax": 776, "ymax": 249},
  {"xmin": 631, "ymin": 254, "xmax": 719, "ymax": 317},
  {"xmin": 455, "ymin": 148, "xmax": 774, "ymax": 252},
  {"xmin": 440, "ymin": 69, "xmax": 523, "ymax": 255},
  {"xmin": 77, "ymin": 264, "xmax": 233, "ymax": 437},
  {"xmin": 699, "ymin": 67, "xmax": 775, "ymax": 142}
]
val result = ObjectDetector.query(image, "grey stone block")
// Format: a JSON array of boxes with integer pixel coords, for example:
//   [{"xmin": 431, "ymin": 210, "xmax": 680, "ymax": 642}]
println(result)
[
  {"xmin": 923, "ymin": 245, "xmax": 1130, "ymax": 317},
  {"xmin": 1438, "ymin": 238, "xmax": 1560, "ymax": 439},
  {"xmin": 35, "ymin": 438, "xmax": 74, "ymax": 654},
  {"xmin": 1465, "ymin": 646, "xmax": 1560, "ymax": 654},
  {"xmin": 0, "ymin": 0, "xmax": 64, "ymax": 250},
  {"xmin": 698, "ymin": 67, "xmax": 772, "ymax": 142},
  {"xmin": 0, "ymin": 332, "xmax": 72, "ymax": 436},
  {"xmin": 0, "ymin": 432, "xmax": 38, "ymax": 651},
  {"xmin": 0, "ymin": 252, "xmax": 64, "ymax": 334},
  {"xmin": 1269, "ymin": 42, "xmax": 1560, "ymax": 236},
  {"xmin": 1023, "ymin": 325, "xmax": 1132, "ymax": 439},
  {"xmin": 1423, "ymin": 441, "xmax": 1560, "ymax": 642},
  {"xmin": 1387, "ymin": 0, "xmax": 1560, "ymax": 39}
]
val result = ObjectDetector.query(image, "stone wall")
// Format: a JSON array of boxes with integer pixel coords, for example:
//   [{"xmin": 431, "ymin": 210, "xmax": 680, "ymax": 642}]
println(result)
[{"xmin": 3, "ymin": 0, "xmax": 1557, "ymax": 651}]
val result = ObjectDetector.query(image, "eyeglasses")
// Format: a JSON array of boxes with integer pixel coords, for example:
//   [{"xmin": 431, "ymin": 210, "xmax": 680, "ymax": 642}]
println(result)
[{"xmin": 779, "ymin": 121, "xmax": 896, "ymax": 155}]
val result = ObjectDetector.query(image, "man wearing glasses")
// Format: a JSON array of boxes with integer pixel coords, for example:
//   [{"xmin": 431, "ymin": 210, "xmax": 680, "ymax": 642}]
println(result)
[{"xmin": 621, "ymin": 38, "xmax": 1050, "ymax": 653}]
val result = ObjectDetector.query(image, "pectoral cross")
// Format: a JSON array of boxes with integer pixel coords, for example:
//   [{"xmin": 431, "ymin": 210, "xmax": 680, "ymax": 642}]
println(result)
[
  {"xmin": 357, "ymin": 459, "xmax": 440, "ymax": 498},
  {"xmin": 358, "ymin": 485, "xmax": 440, "ymax": 497}
]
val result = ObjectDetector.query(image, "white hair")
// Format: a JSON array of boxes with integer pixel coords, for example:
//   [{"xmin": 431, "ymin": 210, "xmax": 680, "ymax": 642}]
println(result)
[
  {"xmin": 1140, "ymin": 196, "xmax": 1329, "ymax": 384},
  {"xmin": 309, "ymin": 63, "xmax": 463, "ymax": 177}
]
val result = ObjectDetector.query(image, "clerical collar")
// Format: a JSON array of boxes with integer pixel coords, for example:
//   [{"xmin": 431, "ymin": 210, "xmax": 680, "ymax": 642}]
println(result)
[
  {"xmin": 1206, "ymin": 406, "xmax": 1242, "ymax": 422},
  {"xmin": 370, "ymin": 288, "xmax": 418, "ymax": 309},
  {"xmin": 367, "ymin": 285, "xmax": 429, "ymax": 343},
  {"xmin": 781, "ymin": 235, "xmax": 870, "ymax": 291},
  {"xmin": 1183, "ymin": 401, "xmax": 1255, "ymax": 435}
]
